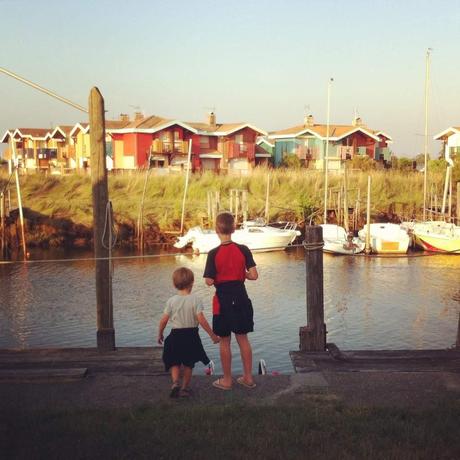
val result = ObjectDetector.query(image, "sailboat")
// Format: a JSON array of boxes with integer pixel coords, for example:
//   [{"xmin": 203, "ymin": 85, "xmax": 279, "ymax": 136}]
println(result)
[
  {"xmin": 321, "ymin": 224, "xmax": 365, "ymax": 254},
  {"xmin": 358, "ymin": 223, "xmax": 410, "ymax": 254},
  {"xmin": 409, "ymin": 49, "xmax": 460, "ymax": 253}
]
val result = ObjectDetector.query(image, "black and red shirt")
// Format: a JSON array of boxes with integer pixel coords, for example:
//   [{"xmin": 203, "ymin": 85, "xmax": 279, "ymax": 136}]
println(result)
[{"xmin": 203, "ymin": 242, "xmax": 256, "ymax": 284}]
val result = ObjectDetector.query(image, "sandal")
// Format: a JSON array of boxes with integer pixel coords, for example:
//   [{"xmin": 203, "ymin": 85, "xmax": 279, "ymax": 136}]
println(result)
[
  {"xmin": 180, "ymin": 388, "xmax": 192, "ymax": 397},
  {"xmin": 212, "ymin": 378, "xmax": 232, "ymax": 391},
  {"xmin": 237, "ymin": 376, "xmax": 256, "ymax": 389},
  {"xmin": 169, "ymin": 382, "xmax": 180, "ymax": 398}
]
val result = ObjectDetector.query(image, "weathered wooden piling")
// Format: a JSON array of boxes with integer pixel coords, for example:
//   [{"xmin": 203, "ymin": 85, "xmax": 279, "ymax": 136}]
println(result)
[
  {"xmin": 299, "ymin": 225, "xmax": 326, "ymax": 351},
  {"xmin": 0, "ymin": 192, "xmax": 5, "ymax": 259},
  {"xmin": 89, "ymin": 87, "xmax": 115, "ymax": 351}
]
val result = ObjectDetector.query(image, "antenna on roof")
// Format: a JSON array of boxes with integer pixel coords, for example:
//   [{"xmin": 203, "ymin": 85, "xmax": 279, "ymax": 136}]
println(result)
[
  {"xmin": 204, "ymin": 106, "xmax": 216, "ymax": 114},
  {"xmin": 303, "ymin": 104, "xmax": 310, "ymax": 116}
]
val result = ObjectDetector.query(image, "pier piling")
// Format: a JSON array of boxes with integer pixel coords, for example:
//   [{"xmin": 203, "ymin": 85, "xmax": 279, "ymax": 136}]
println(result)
[
  {"xmin": 89, "ymin": 87, "xmax": 115, "ymax": 351},
  {"xmin": 299, "ymin": 225, "xmax": 326, "ymax": 351}
]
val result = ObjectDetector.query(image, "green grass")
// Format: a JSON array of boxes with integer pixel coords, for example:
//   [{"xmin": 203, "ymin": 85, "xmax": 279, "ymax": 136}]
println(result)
[{"xmin": 2, "ymin": 402, "xmax": 459, "ymax": 459}]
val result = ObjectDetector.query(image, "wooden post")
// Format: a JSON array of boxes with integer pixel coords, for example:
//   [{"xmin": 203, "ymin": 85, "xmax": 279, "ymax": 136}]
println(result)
[
  {"xmin": 457, "ymin": 182, "xmax": 460, "ymax": 225},
  {"xmin": 337, "ymin": 189, "xmax": 342, "ymax": 227},
  {"xmin": 207, "ymin": 191, "xmax": 212, "ymax": 224},
  {"xmin": 180, "ymin": 139, "xmax": 193, "ymax": 234},
  {"xmin": 343, "ymin": 164, "xmax": 349, "ymax": 232},
  {"xmin": 242, "ymin": 190, "xmax": 248, "ymax": 222},
  {"xmin": 10, "ymin": 140, "xmax": 27, "ymax": 260},
  {"xmin": 264, "ymin": 173, "xmax": 270, "ymax": 223},
  {"xmin": 365, "ymin": 175, "xmax": 371, "ymax": 254},
  {"xmin": 1, "ymin": 192, "xmax": 5, "ymax": 259},
  {"xmin": 457, "ymin": 310, "xmax": 460, "ymax": 348},
  {"xmin": 299, "ymin": 226, "xmax": 326, "ymax": 351},
  {"xmin": 448, "ymin": 167, "xmax": 452, "ymax": 222},
  {"xmin": 89, "ymin": 87, "xmax": 115, "ymax": 351},
  {"xmin": 235, "ymin": 190, "xmax": 240, "ymax": 225},
  {"xmin": 434, "ymin": 193, "xmax": 438, "ymax": 219},
  {"xmin": 229, "ymin": 189, "xmax": 233, "ymax": 215}
]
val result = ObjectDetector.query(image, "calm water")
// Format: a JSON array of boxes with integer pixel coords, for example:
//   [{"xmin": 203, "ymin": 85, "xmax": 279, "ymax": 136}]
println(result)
[{"xmin": 1, "ymin": 248, "xmax": 459, "ymax": 373}]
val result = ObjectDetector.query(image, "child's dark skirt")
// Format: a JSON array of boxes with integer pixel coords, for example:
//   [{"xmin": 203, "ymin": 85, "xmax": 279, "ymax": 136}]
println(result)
[{"xmin": 162, "ymin": 327, "xmax": 210, "ymax": 371}]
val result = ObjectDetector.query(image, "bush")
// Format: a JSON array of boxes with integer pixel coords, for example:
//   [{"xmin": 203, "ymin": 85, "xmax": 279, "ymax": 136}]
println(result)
[
  {"xmin": 280, "ymin": 154, "xmax": 301, "ymax": 169},
  {"xmin": 350, "ymin": 156, "xmax": 376, "ymax": 171}
]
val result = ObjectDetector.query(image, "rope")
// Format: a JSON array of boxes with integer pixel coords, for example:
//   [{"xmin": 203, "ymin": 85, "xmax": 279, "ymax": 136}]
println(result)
[{"xmin": 302, "ymin": 241, "xmax": 325, "ymax": 251}]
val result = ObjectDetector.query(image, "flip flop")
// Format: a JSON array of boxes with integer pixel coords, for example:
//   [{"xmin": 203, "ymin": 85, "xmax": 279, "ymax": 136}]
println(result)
[
  {"xmin": 169, "ymin": 382, "xmax": 180, "ymax": 398},
  {"xmin": 237, "ymin": 377, "xmax": 257, "ymax": 389},
  {"xmin": 212, "ymin": 378, "xmax": 232, "ymax": 391},
  {"xmin": 180, "ymin": 388, "xmax": 192, "ymax": 398}
]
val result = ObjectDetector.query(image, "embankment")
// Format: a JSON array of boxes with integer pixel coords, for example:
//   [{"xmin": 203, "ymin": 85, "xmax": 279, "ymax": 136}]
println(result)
[{"xmin": 0, "ymin": 168, "xmax": 452, "ymax": 249}]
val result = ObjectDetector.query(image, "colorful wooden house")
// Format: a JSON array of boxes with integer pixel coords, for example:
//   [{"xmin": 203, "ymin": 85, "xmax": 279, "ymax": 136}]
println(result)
[
  {"xmin": 255, "ymin": 138, "xmax": 274, "ymax": 166},
  {"xmin": 269, "ymin": 115, "xmax": 392, "ymax": 169},
  {"xmin": 70, "ymin": 117, "xmax": 131, "ymax": 171},
  {"xmin": 109, "ymin": 112, "xmax": 266, "ymax": 174},
  {"xmin": 1, "ymin": 128, "xmax": 53, "ymax": 170},
  {"xmin": 433, "ymin": 126, "xmax": 460, "ymax": 160}
]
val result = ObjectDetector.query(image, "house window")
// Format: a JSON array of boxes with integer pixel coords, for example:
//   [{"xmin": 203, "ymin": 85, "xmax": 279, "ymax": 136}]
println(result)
[{"xmin": 200, "ymin": 136, "xmax": 210, "ymax": 148}]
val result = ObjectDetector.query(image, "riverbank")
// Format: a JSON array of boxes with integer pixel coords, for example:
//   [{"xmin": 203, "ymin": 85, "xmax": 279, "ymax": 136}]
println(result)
[{"xmin": 0, "ymin": 168, "xmax": 452, "ymax": 249}]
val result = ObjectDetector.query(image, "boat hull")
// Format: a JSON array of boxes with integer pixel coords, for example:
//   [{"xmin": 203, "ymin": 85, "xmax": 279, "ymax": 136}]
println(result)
[
  {"xmin": 413, "ymin": 233, "xmax": 460, "ymax": 253},
  {"xmin": 358, "ymin": 223, "xmax": 410, "ymax": 254}
]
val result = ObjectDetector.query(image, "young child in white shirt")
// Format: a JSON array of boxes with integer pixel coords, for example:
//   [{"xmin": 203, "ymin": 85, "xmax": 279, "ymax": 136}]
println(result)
[{"xmin": 157, "ymin": 267, "xmax": 219, "ymax": 397}]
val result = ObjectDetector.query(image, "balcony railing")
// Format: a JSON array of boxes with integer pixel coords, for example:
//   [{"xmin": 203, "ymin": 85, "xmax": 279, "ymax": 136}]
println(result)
[
  {"xmin": 152, "ymin": 139, "xmax": 188, "ymax": 154},
  {"xmin": 227, "ymin": 142, "xmax": 255, "ymax": 160},
  {"xmin": 295, "ymin": 145, "xmax": 319, "ymax": 160}
]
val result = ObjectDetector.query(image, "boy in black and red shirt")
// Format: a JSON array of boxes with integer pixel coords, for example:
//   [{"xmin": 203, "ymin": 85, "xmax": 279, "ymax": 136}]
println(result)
[{"xmin": 204, "ymin": 212, "xmax": 258, "ymax": 390}]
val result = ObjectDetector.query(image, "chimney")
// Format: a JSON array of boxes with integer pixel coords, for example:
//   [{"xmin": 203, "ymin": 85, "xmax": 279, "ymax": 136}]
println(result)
[
  {"xmin": 134, "ymin": 112, "xmax": 144, "ymax": 122},
  {"xmin": 208, "ymin": 112, "xmax": 216, "ymax": 128},
  {"xmin": 120, "ymin": 113, "xmax": 130, "ymax": 123},
  {"xmin": 304, "ymin": 114, "xmax": 314, "ymax": 127},
  {"xmin": 352, "ymin": 116, "xmax": 363, "ymax": 127}
]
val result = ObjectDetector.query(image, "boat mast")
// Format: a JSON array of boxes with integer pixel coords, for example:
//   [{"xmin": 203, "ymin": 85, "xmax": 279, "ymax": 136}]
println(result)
[
  {"xmin": 323, "ymin": 78, "xmax": 333, "ymax": 224},
  {"xmin": 423, "ymin": 48, "xmax": 432, "ymax": 221}
]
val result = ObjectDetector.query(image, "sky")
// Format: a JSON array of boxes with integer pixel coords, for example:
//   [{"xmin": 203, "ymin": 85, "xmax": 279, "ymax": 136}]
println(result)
[{"xmin": 1, "ymin": 0, "xmax": 460, "ymax": 157}]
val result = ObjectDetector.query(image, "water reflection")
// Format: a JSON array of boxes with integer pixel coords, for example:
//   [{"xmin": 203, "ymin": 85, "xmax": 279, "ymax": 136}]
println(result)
[{"xmin": 0, "ymin": 247, "xmax": 459, "ymax": 372}]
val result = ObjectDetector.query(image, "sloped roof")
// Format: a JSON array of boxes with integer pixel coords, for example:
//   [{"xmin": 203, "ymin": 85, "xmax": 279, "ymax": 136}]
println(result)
[
  {"xmin": 269, "ymin": 123, "xmax": 382, "ymax": 142},
  {"xmin": 433, "ymin": 126, "xmax": 460, "ymax": 140}
]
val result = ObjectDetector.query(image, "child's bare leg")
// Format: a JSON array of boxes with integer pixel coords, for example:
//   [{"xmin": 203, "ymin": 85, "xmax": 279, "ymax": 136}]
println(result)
[
  {"xmin": 220, "ymin": 335, "xmax": 232, "ymax": 387},
  {"xmin": 170, "ymin": 365, "xmax": 180, "ymax": 385},
  {"xmin": 182, "ymin": 366, "xmax": 193, "ymax": 389},
  {"xmin": 235, "ymin": 334, "xmax": 254, "ymax": 384}
]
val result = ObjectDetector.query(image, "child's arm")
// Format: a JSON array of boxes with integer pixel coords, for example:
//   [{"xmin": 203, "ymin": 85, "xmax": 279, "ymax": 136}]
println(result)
[
  {"xmin": 246, "ymin": 266, "xmax": 258, "ymax": 281},
  {"xmin": 197, "ymin": 312, "xmax": 220, "ymax": 343},
  {"xmin": 157, "ymin": 313, "xmax": 169, "ymax": 344}
]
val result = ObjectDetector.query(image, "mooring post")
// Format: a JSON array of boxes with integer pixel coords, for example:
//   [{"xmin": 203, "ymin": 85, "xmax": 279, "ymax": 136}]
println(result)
[
  {"xmin": 456, "ymin": 182, "xmax": 460, "ymax": 225},
  {"xmin": 89, "ymin": 87, "xmax": 115, "ymax": 351},
  {"xmin": 456, "ymin": 312, "xmax": 460, "ymax": 349},
  {"xmin": 299, "ymin": 225, "xmax": 326, "ymax": 351},
  {"xmin": 0, "ymin": 192, "xmax": 5, "ymax": 259}
]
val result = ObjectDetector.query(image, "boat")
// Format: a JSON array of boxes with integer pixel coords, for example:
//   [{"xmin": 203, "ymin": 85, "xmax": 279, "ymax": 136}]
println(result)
[
  {"xmin": 358, "ymin": 223, "xmax": 410, "ymax": 254},
  {"xmin": 320, "ymin": 224, "xmax": 365, "ymax": 255},
  {"xmin": 412, "ymin": 221, "xmax": 460, "ymax": 253},
  {"xmin": 174, "ymin": 220, "xmax": 301, "ymax": 254}
]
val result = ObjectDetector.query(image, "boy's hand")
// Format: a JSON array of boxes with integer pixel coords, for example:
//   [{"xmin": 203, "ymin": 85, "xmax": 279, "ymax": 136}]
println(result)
[
  {"xmin": 157, "ymin": 334, "xmax": 164, "ymax": 345},
  {"xmin": 211, "ymin": 333, "xmax": 220, "ymax": 344}
]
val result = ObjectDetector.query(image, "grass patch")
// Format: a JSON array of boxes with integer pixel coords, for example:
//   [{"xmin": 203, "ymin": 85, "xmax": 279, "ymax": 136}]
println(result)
[{"xmin": 2, "ymin": 402, "xmax": 459, "ymax": 459}]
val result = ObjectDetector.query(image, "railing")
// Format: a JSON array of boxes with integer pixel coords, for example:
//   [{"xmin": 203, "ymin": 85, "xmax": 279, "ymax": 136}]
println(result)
[
  {"xmin": 227, "ymin": 142, "xmax": 255, "ymax": 160},
  {"xmin": 295, "ymin": 145, "xmax": 319, "ymax": 160},
  {"xmin": 336, "ymin": 146, "xmax": 354, "ymax": 160},
  {"xmin": 152, "ymin": 139, "xmax": 188, "ymax": 154}
]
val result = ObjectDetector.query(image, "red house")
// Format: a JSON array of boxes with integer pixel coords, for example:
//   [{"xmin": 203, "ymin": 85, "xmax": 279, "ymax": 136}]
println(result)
[{"xmin": 109, "ymin": 112, "xmax": 267, "ymax": 174}]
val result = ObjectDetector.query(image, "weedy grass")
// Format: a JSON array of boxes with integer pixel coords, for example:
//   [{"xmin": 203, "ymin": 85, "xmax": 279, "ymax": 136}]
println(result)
[
  {"xmin": 2, "ymin": 402, "xmax": 459, "ymax": 459},
  {"xmin": 0, "ymin": 168, "xmax": 447, "ymax": 232}
]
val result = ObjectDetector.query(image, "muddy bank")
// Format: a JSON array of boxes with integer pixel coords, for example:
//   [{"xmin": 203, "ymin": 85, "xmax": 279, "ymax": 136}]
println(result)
[{"xmin": 3, "ymin": 208, "xmax": 177, "ymax": 251}]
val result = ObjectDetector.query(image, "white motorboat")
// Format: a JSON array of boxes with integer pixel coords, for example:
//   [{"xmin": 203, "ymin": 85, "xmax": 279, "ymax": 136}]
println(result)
[
  {"xmin": 320, "ymin": 224, "xmax": 365, "ymax": 255},
  {"xmin": 358, "ymin": 223, "xmax": 410, "ymax": 254},
  {"xmin": 174, "ymin": 220, "xmax": 301, "ymax": 254}
]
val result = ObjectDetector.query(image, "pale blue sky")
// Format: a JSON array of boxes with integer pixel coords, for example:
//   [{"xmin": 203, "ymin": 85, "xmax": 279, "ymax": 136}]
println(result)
[{"xmin": 1, "ymin": 0, "xmax": 460, "ymax": 156}]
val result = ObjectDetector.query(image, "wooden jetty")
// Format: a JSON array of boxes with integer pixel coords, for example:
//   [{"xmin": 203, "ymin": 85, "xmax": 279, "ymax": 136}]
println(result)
[
  {"xmin": 290, "ymin": 349, "xmax": 460, "ymax": 374},
  {"xmin": 0, "ymin": 347, "xmax": 166, "ymax": 382}
]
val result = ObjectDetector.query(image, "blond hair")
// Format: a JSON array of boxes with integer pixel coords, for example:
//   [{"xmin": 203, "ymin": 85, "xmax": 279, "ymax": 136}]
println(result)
[{"xmin": 172, "ymin": 267, "xmax": 194, "ymax": 290}]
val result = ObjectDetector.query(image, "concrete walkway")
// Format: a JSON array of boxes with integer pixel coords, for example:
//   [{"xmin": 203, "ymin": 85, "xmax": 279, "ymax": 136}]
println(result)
[{"xmin": 1, "ymin": 347, "xmax": 459, "ymax": 413}]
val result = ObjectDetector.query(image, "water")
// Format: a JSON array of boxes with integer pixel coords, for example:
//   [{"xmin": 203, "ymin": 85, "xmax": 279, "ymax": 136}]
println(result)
[{"xmin": 1, "ymin": 248, "xmax": 459, "ymax": 374}]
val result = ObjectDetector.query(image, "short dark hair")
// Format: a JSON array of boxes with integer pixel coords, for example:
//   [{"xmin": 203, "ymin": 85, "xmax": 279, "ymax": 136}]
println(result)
[
  {"xmin": 172, "ymin": 267, "xmax": 194, "ymax": 290},
  {"xmin": 216, "ymin": 212, "xmax": 235, "ymax": 235}
]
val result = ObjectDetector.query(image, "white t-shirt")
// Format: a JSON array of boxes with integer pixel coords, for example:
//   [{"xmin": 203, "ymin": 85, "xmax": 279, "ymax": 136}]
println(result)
[{"xmin": 164, "ymin": 293, "xmax": 204, "ymax": 329}]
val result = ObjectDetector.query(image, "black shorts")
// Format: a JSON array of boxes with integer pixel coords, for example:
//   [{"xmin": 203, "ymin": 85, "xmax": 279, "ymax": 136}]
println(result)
[
  {"xmin": 212, "ymin": 281, "xmax": 254, "ymax": 337},
  {"xmin": 162, "ymin": 327, "xmax": 210, "ymax": 371}
]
